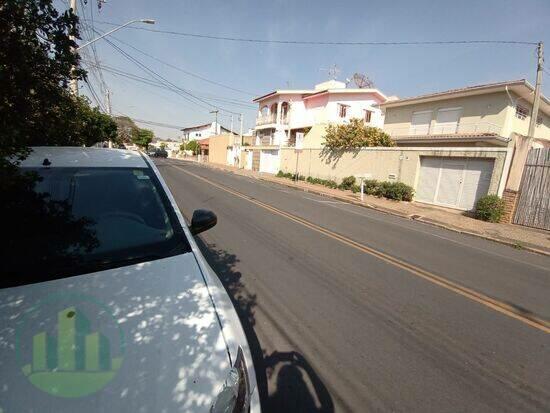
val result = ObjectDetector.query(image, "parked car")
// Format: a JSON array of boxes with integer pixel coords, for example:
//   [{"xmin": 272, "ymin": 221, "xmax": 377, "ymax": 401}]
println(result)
[
  {"xmin": 1, "ymin": 147, "xmax": 260, "ymax": 413},
  {"xmin": 154, "ymin": 148, "xmax": 168, "ymax": 158}
]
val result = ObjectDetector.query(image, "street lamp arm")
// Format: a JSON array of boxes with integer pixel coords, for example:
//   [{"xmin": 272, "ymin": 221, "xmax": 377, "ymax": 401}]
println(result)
[{"xmin": 76, "ymin": 19, "xmax": 155, "ymax": 51}]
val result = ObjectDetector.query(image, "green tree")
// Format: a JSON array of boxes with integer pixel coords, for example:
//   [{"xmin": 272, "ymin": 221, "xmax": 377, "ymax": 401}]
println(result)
[
  {"xmin": 185, "ymin": 140, "xmax": 200, "ymax": 155},
  {"xmin": 323, "ymin": 119, "xmax": 394, "ymax": 150},
  {"xmin": 133, "ymin": 128, "xmax": 154, "ymax": 149},
  {"xmin": 0, "ymin": 0, "xmax": 89, "ymax": 161},
  {"xmin": 159, "ymin": 143, "xmax": 167, "ymax": 150},
  {"xmin": 179, "ymin": 142, "xmax": 187, "ymax": 152}
]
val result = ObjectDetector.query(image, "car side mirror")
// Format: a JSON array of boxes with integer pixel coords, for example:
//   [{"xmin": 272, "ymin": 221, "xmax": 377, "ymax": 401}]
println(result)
[{"xmin": 190, "ymin": 209, "xmax": 217, "ymax": 235}]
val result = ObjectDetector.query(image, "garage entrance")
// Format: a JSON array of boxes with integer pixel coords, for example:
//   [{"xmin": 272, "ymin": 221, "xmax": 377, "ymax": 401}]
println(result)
[
  {"xmin": 416, "ymin": 157, "xmax": 494, "ymax": 210},
  {"xmin": 259, "ymin": 150, "xmax": 280, "ymax": 174}
]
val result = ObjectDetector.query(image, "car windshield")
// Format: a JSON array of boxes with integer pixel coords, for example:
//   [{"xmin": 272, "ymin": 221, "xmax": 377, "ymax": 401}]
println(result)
[{"xmin": 3, "ymin": 167, "xmax": 190, "ymax": 288}]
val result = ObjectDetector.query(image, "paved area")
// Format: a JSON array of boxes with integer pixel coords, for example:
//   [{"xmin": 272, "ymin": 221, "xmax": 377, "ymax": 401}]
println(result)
[
  {"xmin": 175, "ymin": 157, "xmax": 550, "ymax": 255},
  {"xmin": 156, "ymin": 158, "xmax": 550, "ymax": 413}
]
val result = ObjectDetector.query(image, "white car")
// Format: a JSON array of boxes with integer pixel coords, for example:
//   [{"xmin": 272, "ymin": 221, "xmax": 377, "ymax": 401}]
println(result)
[{"xmin": 1, "ymin": 147, "xmax": 260, "ymax": 412}]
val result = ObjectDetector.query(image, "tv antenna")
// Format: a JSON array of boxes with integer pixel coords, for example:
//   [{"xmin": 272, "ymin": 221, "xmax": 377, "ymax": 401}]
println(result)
[{"xmin": 320, "ymin": 64, "xmax": 341, "ymax": 80}]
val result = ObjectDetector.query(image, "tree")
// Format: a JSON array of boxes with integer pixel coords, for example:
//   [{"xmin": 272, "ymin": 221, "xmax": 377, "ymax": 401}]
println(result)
[
  {"xmin": 133, "ymin": 128, "xmax": 154, "ymax": 149},
  {"xmin": 185, "ymin": 140, "xmax": 200, "ymax": 155},
  {"xmin": 114, "ymin": 116, "xmax": 139, "ymax": 144},
  {"xmin": 0, "ymin": 0, "xmax": 88, "ymax": 161},
  {"xmin": 323, "ymin": 119, "xmax": 394, "ymax": 150},
  {"xmin": 179, "ymin": 142, "xmax": 187, "ymax": 152},
  {"xmin": 159, "ymin": 142, "xmax": 167, "ymax": 150}
]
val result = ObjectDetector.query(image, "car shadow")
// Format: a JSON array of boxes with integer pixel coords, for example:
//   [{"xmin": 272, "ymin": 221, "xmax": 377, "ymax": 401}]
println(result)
[{"xmin": 195, "ymin": 237, "xmax": 334, "ymax": 413}]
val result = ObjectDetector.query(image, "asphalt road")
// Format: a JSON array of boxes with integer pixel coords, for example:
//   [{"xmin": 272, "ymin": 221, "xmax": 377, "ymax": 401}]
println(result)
[{"xmin": 154, "ymin": 158, "xmax": 550, "ymax": 413}]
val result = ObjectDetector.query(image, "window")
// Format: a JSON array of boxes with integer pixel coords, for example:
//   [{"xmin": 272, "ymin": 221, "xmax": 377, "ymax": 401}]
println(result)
[
  {"xmin": 338, "ymin": 104, "xmax": 349, "ymax": 118},
  {"xmin": 536, "ymin": 115, "xmax": 543, "ymax": 126},
  {"xmin": 432, "ymin": 107, "xmax": 461, "ymax": 134},
  {"xmin": 409, "ymin": 111, "xmax": 432, "ymax": 135},
  {"xmin": 364, "ymin": 110, "xmax": 372, "ymax": 123},
  {"xmin": 516, "ymin": 105, "xmax": 529, "ymax": 120},
  {"xmin": 4, "ymin": 167, "xmax": 189, "ymax": 286}
]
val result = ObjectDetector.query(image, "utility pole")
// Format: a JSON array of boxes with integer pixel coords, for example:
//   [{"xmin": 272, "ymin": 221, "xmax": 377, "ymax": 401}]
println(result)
[
  {"xmin": 69, "ymin": 0, "xmax": 78, "ymax": 95},
  {"xmin": 105, "ymin": 89, "xmax": 113, "ymax": 148},
  {"xmin": 230, "ymin": 115, "xmax": 234, "ymax": 135},
  {"xmin": 239, "ymin": 114, "xmax": 243, "ymax": 146},
  {"xmin": 210, "ymin": 110, "xmax": 219, "ymax": 135},
  {"xmin": 105, "ymin": 89, "xmax": 112, "ymax": 115},
  {"xmin": 528, "ymin": 41, "xmax": 544, "ymax": 139}
]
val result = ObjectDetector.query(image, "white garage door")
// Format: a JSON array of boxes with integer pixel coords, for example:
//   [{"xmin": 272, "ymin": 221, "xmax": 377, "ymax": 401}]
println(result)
[
  {"xmin": 259, "ymin": 150, "xmax": 280, "ymax": 174},
  {"xmin": 416, "ymin": 157, "xmax": 494, "ymax": 210}
]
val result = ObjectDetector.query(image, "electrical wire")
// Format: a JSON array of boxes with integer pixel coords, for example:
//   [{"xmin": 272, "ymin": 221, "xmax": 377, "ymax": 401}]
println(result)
[
  {"xmin": 89, "ymin": 19, "xmax": 538, "ymax": 46},
  {"xmin": 97, "ymin": 32, "xmax": 242, "ymax": 116},
  {"xmin": 82, "ymin": 60, "xmax": 256, "ymax": 108},
  {"xmin": 106, "ymin": 33, "xmax": 257, "ymax": 96}
]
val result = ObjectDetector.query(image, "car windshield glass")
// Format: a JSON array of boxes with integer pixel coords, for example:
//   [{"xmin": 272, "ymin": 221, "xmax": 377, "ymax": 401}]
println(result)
[{"xmin": 3, "ymin": 167, "xmax": 190, "ymax": 288}]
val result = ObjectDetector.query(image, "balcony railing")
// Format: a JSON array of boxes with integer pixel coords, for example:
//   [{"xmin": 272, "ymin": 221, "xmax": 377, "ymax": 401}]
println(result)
[
  {"xmin": 256, "ymin": 114, "xmax": 289, "ymax": 126},
  {"xmin": 384, "ymin": 121, "xmax": 502, "ymax": 137}
]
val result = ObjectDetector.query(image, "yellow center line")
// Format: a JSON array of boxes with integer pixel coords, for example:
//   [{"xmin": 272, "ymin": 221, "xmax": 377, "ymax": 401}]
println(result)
[{"xmin": 170, "ymin": 162, "xmax": 550, "ymax": 334}]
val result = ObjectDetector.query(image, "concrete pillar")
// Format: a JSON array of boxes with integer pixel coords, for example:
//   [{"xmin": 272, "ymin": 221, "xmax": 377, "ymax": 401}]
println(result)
[{"xmin": 501, "ymin": 134, "xmax": 531, "ymax": 223}]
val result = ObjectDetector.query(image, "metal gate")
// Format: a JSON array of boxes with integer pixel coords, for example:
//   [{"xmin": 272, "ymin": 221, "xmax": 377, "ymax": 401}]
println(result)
[{"xmin": 513, "ymin": 148, "xmax": 550, "ymax": 230}]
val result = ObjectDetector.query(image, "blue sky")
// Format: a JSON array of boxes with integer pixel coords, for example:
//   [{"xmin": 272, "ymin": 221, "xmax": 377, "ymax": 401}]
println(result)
[{"xmin": 67, "ymin": 0, "xmax": 550, "ymax": 139}]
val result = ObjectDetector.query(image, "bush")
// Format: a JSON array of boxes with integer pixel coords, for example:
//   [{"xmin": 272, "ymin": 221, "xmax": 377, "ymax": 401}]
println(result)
[
  {"xmin": 475, "ymin": 195, "xmax": 505, "ymax": 222},
  {"xmin": 323, "ymin": 119, "xmax": 394, "ymax": 149},
  {"xmin": 351, "ymin": 184, "xmax": 361, "ymax": 193},
  {"xmin": 338, "ymin": 176, "xmax": 356, "ymax": 190},
  {"xmin": 362, "ymin": 179, "xmax": 380, "ymax": 195},
  {"xmin": 381, "ymin": 182, "xmax": 414, "ymax": 201}
]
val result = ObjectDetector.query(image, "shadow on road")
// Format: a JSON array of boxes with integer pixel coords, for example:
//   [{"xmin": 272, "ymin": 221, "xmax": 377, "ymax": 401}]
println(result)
[{"xmin": 195, "ymin": 237, "xmax": 334, "ymax": 413}]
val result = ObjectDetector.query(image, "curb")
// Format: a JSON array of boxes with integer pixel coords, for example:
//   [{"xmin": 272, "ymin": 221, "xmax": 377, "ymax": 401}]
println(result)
[{"xmin": 172, "ymin": 159, "xmax": 550, "ymax": 257}]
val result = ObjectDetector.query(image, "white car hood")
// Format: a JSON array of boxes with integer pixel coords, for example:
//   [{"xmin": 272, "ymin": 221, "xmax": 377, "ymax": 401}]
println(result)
[{"xmin": 0, "ymin": 252, "xmax": 232, "ymax": 412}]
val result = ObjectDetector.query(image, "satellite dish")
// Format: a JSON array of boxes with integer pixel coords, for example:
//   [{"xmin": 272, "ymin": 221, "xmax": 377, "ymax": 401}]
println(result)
[{"xmin": 352, "ymin": 73, "xmax": 374, "ymax": 88}]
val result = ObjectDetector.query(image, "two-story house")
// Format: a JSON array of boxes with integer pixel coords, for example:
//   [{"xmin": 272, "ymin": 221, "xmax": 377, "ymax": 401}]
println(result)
[
  {"xmin": 382, "ymin": 79, "xmax": 549, "ymax": 147},
  {"xmin": 253, "ymin": 79, "xmax": 388, "ymax": 147},
  {"xmin": 181, "ymin": 122, "xmax": 234, "ymax": 142},
  {"xmin": 380, "ymin": 79, "xmax": 549, "ymax": 210}
]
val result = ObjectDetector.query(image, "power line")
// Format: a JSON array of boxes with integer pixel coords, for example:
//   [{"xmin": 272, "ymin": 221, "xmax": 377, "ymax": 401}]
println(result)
[
  {"xmin": 112, "ymin": 110, "xmax": 185, "ymax": 131},
  {"xmin": 90, "ymin": 19, "xmax": 538, "ymax": 46},
  {"xmin": 84, "ymin": 78, "xmax": 106, "ymax": 112},
  {"xmin": 105, "ymin": 32, "xmax": 257, "ymax": 96},
  {"xmin": 82, "ymin": 60, "xmax": 256, "ymax": 108},
  {"xmin": 95, "ymin": 30, "xmax": 242, "ymax": 116}
]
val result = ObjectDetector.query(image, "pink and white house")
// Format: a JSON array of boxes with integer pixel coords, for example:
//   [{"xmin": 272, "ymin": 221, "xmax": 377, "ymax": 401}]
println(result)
[{"xmin": 253, "ymin": 80, "xmax": 388, "ymax": 147}]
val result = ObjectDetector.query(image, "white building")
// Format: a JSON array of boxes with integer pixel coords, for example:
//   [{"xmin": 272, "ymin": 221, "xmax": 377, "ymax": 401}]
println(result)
[
  {"xmin": 181, "ymin": 122, "xmax": 233, "ymax": 142},
  {"xmin": 253, "ymin": 80, "xmax": 388, "ymax": 146}
]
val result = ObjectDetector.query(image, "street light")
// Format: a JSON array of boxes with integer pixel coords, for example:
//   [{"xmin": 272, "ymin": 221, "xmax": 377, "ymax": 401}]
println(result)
[
  {"xmin": 70, "ymin": 19, "xmax": 155, "ymax": 94},
  {"xmin": 76, "ymin": 19, "xmax": 156, "ymax": 51}
]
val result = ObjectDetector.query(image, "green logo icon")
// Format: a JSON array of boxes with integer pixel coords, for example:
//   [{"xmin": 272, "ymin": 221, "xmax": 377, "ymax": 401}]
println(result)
[{"xmin": 17, "ymin": 295, "xmax": 124, "ymax": 398}]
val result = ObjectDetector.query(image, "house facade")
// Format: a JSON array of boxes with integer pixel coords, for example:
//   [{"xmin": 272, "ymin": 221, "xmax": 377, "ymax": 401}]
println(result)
[
  {"xmin": 181, "ymin": 122, "xmax": 234, "ymax": 142},
  {"xmin": 379, "ymin": 79, "xmax": 549, "ymax": 210},
  {"xmin": 381, "ymin": 79, "xmax": 550, "ymax": 147},
  {"xmin": 253, "ymin": 80, "xmax": 387, "ymax": 147}
]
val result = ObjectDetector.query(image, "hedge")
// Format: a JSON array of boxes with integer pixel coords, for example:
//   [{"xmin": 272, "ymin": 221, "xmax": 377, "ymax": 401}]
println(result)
[{"xmin": 277, "ymin": 171, "xmax": 414, "ymax": 202}]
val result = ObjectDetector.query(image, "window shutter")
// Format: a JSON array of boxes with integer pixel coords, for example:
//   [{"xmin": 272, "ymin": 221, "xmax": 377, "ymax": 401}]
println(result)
[
  {"xmin": 409, "ymin": 111, "xmax": 432, "ymax": 135},
  {"xmin": 433, "ymin": 108, "xmax": 461, "ymax": 134}
]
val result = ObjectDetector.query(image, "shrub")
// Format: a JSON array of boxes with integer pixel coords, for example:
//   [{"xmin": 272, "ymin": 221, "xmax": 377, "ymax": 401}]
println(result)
[
  {"xmin": 338, "ymin": 176, "xmax": 356, "ymax": 190},
  {"xmin": 475, "ymin": 195, "xmax": 505, "ymax": 223},
  {"xmin": 381, "ymin": 182, "xmax": 414, "ymax": 201},
  {"xmin": 323, "ymin": 119, "xmax": 394, "ymax": 150},
  {"xmin": 362, "ymin": 179, "xmax": 380, "ymax": 195},
  {"xmin": 351, "ymin": 184, "xmax": 361, "ymax": 193}
]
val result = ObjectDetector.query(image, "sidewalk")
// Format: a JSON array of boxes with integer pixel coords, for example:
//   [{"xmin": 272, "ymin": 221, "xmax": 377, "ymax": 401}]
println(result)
[{"xmin": 175, "ymin": 158, "xmax": 550, "ymax": 256}]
